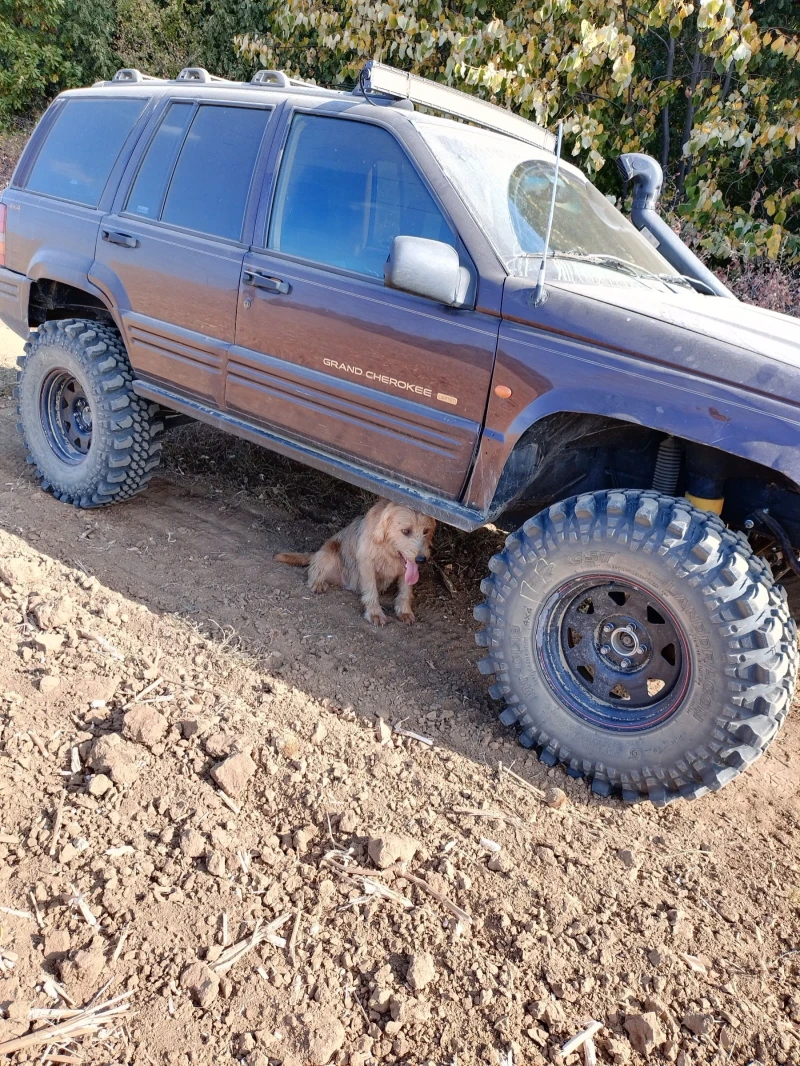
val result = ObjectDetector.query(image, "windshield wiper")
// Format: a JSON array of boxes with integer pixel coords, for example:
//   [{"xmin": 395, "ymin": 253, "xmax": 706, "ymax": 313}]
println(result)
[{"xmin": 510, "ymin": 250, "xmax": 716, "ymax": 295}]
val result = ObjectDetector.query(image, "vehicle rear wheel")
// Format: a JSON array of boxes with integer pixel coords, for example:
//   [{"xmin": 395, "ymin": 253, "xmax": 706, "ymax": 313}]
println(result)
[
  {"xmin": 475, "ymin": 489, "xmax": 797, "ymax": 804},
  {"xmin": 16, "ymin": 319, "xmax": 163, "ymax": 507}
]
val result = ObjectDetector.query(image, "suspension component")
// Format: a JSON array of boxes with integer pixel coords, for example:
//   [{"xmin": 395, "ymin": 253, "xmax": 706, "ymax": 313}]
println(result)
[{"xmin": 652, "ymin": 436, "xmax": 682, "ymax": 494}]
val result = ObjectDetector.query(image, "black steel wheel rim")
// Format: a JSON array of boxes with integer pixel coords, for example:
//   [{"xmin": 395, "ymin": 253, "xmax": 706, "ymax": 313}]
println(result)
[
  {"xmin": 537, "ymin": 574, "xmax": 690, "ymax": 731},
  {"xmin": 39, "ymin": 370, "xmax": 93, "ymax": 464}
]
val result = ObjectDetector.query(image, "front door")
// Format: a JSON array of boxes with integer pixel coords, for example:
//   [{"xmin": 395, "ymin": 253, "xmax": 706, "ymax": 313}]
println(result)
[
  {"xmin": 93, "ymin": 99, "xmax": 273, "ymax": 406},
  {"xmin": 229, "ymin": 111, "xmax": 498, "ymax": 498}
]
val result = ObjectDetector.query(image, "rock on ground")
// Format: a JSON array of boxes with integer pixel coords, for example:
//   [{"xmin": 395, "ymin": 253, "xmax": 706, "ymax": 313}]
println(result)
[
  {"xmin": 367, "ymin": 833, "xmax": 419, "ymax": 869},
  {"xmin": 210, "ymin": 750, "xmax": 256, "ymax": 798},
  {"xmin": 181, "ymin": 961, "xmax": 220, "ymax": 1008},
  {"xmin": 406, "ymin": 951, "xmax": 436, "ymax": 992},
  {"xmin": 87, "ymin": 733, "xmax": 140, "ymax": 786},
  {"xmin": 304, "ymin": 1009, "xmax": 346, "ymax": 1065},
  {"xmin": 624, "ymin": 1011, "xmax": 666, "ymax": 1056},
  {"xmin": 122, "ymin": 705, "xmax": 168, "ymax": 747}
]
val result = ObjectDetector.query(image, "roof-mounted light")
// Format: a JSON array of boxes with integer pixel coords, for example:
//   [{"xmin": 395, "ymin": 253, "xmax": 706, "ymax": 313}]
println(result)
[{"xmin": 358, "ymin": 61, "xmax": 556, "ymax": 153}]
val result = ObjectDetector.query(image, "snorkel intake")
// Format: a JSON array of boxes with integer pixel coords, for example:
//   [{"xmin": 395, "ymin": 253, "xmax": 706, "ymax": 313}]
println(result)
[{"xmin": 616, "ymin": 153, "xmax": 735, "ymax": 299}]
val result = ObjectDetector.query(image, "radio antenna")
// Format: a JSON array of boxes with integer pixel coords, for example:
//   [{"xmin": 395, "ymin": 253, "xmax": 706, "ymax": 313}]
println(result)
[{"xmin": 531, "ymin": 121, "xmax": 564, "ymax": 308}]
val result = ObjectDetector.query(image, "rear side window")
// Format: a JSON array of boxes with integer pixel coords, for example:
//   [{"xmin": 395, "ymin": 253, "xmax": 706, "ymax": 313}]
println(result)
[
  {"xmin": 125, "ymin": 101, "xmax": 193, "ymax": 219},
  {"xmin": 268, "ymin": 114, "xmax": 454, "ymax": 278},
  {"xmin": 160, "ymin": 105, "xmax": 271, "ymax": 241},
  {"xmin": 26, "ymin": 97, "xmax": 146, "ymax": 207}
]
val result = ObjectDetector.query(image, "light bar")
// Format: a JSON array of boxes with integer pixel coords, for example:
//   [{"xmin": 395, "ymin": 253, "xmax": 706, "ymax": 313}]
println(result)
[{"xmin": 360, "ymin": 61, "xmax": 556, "ymax": 153}]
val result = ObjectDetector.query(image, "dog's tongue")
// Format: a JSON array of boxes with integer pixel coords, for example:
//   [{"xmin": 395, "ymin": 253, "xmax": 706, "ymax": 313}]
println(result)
[{"xmin": 404, "ymin": 557, "xmax": 420, "ymax": 586}]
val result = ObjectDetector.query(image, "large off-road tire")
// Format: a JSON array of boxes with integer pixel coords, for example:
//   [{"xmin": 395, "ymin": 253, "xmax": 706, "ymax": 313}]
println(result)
[
  {"xmin": 475, "ymin": 489, "xmax": 797, "ymax": 804},
  {"xmin": 16, "ymin": 319, "xmax": 163, "ymax": 507}
]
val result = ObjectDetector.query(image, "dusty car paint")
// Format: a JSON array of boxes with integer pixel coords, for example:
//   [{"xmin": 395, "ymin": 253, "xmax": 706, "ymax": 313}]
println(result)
[{"xmin": 1, "ymin": 77, "xmax": 799, "ymax": 540}]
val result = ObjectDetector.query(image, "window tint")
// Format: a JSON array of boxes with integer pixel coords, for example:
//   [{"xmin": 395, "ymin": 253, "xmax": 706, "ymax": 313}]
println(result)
[
  {"xmin": 161, "ymin": 105, "xmax": 270, "ymax": 241},
  {"xmin": 269, "ymin": 115, "xmax": 454, "ymax": 278},
  {"xmin": 125, "ymin": 102, "xmax": 193, "ymax": 219},
  {"xmin": 26, "ymin": 97, "xmax": 146, "ymax": 207}
]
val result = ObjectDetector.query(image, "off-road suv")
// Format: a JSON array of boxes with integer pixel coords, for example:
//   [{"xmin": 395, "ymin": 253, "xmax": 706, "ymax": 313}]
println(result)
[{"xmin": 1, "ymin": 62, "xmax": 799, "ymax": 805}]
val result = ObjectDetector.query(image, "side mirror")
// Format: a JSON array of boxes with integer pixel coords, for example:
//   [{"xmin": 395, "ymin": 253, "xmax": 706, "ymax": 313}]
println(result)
[{"xmin": 384, "ymin": 236, "xmax": 469, "ymax": 306}]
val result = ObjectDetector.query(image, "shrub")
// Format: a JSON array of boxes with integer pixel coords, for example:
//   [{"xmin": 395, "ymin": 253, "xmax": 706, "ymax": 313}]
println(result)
[
  {"xmin": 0, "ymin": 0, "xmax": 117, "ymax": 123},
  {"xmin": 236, "ymin": 0, "xmax": 800, "ymax": 265}
]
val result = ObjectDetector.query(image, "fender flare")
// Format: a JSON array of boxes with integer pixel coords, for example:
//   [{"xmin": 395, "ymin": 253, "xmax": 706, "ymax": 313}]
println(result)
[
  {"xmin": 466, "ymin": 384, "xmax": 800, "ymax": 513},
  {"xmin": 27, "ymin": 253, "xmax": 122, "ymax": 330}
]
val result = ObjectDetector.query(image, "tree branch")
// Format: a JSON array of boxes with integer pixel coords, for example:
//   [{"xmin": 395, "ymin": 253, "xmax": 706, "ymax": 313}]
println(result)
[
  {"xmin": 661, "ymin": 35, "xmax": 675, "ymax": 172},
  {"xmin": 676, "ymin": 26, "xmax": 702, "ymax": 201}
]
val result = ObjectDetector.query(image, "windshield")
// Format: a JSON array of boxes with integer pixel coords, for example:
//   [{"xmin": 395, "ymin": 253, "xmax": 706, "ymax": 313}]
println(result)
[{"xmin": 417, "ymin": 119, "xmax": 679, "ymax": 283}]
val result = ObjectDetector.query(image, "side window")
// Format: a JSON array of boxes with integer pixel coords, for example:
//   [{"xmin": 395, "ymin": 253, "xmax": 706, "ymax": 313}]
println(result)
[
  {"xmin": 268, "ymin": 114, "xmax": 455, "ymax": 278},
  {"xmin": 125, "ymin": 101, "xmax": 193, "ymax": 219},
  {"xmin": 25, "ymin": 97, "xmax": 147, "ymax": 207},
  {"xmin": 160, "ymin": 105, "xmax": 271, "ymax": 241}
]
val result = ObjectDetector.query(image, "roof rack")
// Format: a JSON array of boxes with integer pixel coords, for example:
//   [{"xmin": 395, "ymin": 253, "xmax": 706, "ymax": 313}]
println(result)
[
  {"xmin": 358, "ymin": 61, "xmax": 556, "ymax": 153},
  {"xmin": 106, "ymin": 65, "xmax": 322, "ymax": 92},
  {"xmin": 111, "ymin": 68, "xmax": 167, "ymax": 83}
]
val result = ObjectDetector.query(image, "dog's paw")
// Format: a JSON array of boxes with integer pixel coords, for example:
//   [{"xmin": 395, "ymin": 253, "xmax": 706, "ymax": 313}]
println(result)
[
  {"xmin": 310, "ymin": 581, "xmax": 329, "ymax": 593},
  {"xmin": 365, "ymin": 608, "xmax": 388, "ymax": 627},
  {"xmin": 396, "ymin": 610, "xmax": 416, "ymax": 625}
]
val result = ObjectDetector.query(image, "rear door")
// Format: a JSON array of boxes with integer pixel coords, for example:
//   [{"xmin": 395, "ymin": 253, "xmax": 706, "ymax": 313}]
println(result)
[
  {"xmin": 229, "ymin": 110, "xmax": 499, "ymax": 498},
  {"xmin": 3, "ymin": 93, "xmax": 151, "ymax": 310},
  {"xmin": 92, "ymin": 99, "xmax": 274, "ymax": 406}
]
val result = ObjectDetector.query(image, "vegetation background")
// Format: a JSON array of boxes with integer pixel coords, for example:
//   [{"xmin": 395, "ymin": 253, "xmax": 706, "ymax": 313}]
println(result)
[{"xmin": 0, "ymin": 0, "xmax": 797, "ymax": 311}]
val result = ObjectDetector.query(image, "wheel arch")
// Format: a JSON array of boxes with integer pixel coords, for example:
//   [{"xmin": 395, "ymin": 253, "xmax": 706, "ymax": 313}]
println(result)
[
  {"xmin": 483, "ymin": 404, "xmax": 800, "ymax": 533},
  {"xmin": 26, "ymin": 261, "xmax": 119, "ymax": 330}
]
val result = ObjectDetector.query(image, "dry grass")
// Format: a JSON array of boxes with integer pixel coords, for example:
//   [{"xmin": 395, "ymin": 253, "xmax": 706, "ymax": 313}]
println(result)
[{"xmin": 722, "ymin": 259, "xmax": 799, "ymax": 318}]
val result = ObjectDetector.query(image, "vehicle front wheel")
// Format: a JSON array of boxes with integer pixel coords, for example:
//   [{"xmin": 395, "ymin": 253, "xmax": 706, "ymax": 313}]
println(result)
[
  {"xmin": 16, "ymin": 319, "xmax": 163, "ymax": 507},
  {"xmin": 475, "ymin": 489, "xmax": 797, "ymax": 804}
]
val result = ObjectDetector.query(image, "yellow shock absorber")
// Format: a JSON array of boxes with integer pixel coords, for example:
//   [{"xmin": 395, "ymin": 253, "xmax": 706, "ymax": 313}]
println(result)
[{"xmin": 685, "ymin": 493, "xmax": 724, "ymax": 515}]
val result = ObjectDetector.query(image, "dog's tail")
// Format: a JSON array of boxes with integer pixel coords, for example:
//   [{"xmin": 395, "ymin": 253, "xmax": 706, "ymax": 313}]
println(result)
[{"xmin": 275, "ymin": 551, "xmax": 312, "ymax": 567}]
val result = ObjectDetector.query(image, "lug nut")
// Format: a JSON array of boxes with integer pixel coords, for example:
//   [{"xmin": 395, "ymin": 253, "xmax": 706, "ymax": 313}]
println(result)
[
  {"xmin": 601, "ymin": 644, "xmax": 611, "ymax": 654},
  {"xmin": 621, "ymin": 657, "xmax": 631, "ymax": 668},
  {"xmin": 640, "ymin": 645, "xmax": 648, "ymax": 654},
  {"xmin": 603, "ymin": 623, "xmax": 613, "ymax": 633}
]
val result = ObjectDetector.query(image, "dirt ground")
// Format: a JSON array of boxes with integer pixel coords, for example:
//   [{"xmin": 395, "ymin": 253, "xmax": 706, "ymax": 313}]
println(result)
[{"xmin": 1, "ymin": 325, "xmax": 800, "ymax": 1066}]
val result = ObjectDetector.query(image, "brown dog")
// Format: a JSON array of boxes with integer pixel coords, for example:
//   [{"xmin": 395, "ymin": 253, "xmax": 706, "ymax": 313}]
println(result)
[{"xmin": 276, "ymin": 500, "xmax": 436, "ymax": 626}]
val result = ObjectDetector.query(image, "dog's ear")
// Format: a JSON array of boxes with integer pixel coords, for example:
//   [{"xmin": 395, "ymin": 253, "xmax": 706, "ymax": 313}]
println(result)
[{"xmin": 375, "ymin": 503, "xmax": 395, "ymax": 544}]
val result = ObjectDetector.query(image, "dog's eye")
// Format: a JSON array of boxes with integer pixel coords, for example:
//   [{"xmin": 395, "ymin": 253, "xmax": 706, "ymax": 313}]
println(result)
[{"xmin": 401, "ymin": 528, "xmax": 411, "ymax": 537}]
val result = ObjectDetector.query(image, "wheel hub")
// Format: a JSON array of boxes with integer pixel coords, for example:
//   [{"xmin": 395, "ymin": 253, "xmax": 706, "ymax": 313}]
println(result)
[
  {"xmin": 39, "ymin": 370, "xmax": 93, "ymax": 465},
  {"xmin": 600, "ymin": 617, "xmax": 649, "ymax": 670},
  {"xmin": 538, "ymin": 576, "xmax": 689, "ymax": 731}
]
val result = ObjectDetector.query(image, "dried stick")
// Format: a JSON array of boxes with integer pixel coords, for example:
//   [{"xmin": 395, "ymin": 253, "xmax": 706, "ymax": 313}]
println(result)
[
  {"xmin": 68, "ymin": 884, "xmax": 97, "ymax": 927},
  {"xmin": 393, "ymin": 726, "xmax": 433, "ymax": 746},
  {"xmin": 401, "ymin": 872, "xmax": 472, "ymax": 925},
  {"xmin": 29, "ymin": 890, "xmax": 44, "ymax": 928},
  {"xmin": 322, "ymin": 851, "xmax": 470, "ymax": 924},
  {"xmin": 211, "ymin": 914, "xmax": 292, "ymax": 975},
  {"xmin": 561, "ymin": 1021, "xmax": 602, "ymax": 1057},
  {"xmin": 111, "ymin": 923, "xmax": 130, "ymax": 964},
  {"xmin": 78, "ymin": 629, "xmax": 124, "ymax": 661},
  {"xmin": 288, "ymin": 908, "xmax": 302, "ymax": 966},
  {"xmin": 122, "ymin": 677, "xmax": 163, "ymax": 710},
  {"xmin": 28, "ymin": 731, "xmax": 50, "ymax": 759},
  {"xmin": 431, "ymin": 559, "xmax": 456, "ymax": 597},
  {"xmin": 0, "ymin": 906, "xmax": 33, "ymax": 920},
  {"xmin": 452, "ymin": 806, "xmax": 523, "ymax": 827},
  {"xmin": 0, "ymin": 991, "xmax": 132, "ymax": 1055},
  {"xmin": 49, "ymin": 789, "xmax": 67, "ymax": 857},
  {"xmin": 499, "ymin": 762, "xmax": 545, "ymax": 798},
  {"xmin": 217, "ymin": 790, "xmax": 241, "ymax": 815}
]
